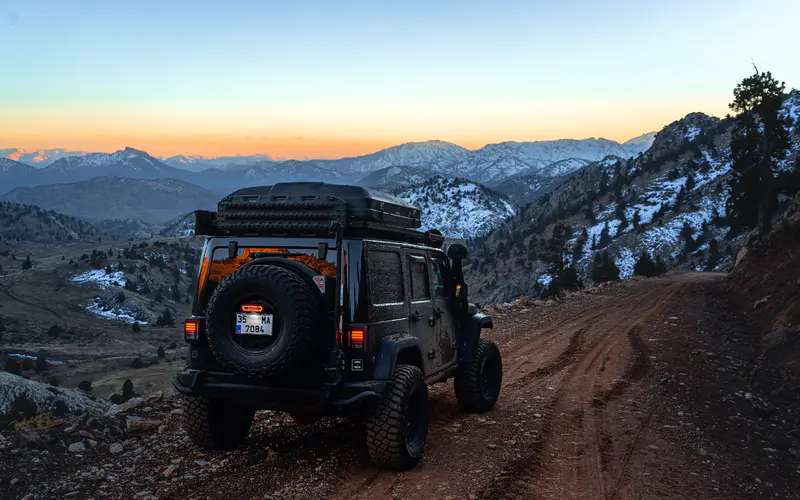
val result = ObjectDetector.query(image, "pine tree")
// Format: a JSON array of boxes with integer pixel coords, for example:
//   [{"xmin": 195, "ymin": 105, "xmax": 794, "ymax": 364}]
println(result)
[
  {"xmin": 706, "ymin": 239, "xmax": 721, "ymax": 270},
  {"xmin": 727, "ymin": 67, "xmax": 791, "ymax": 236},
  {"xmin": 591, "ymin": 251, "xmax": 620, "ymax": 283},
  {"xmin": 598, "ymin": 222, "xmax": 611, "ymax": 248},
  {"xmin": 685, "ymin": 174, "xmax": 696, "ymax": 192},
  {"xmin": 542, "ymin": 222, "xmax": 580, "ymax": 297},
  {"xmin": 632, "ymin": 211, "xmax": 641, "ymax": 232},
  {"xmin": 22, "ymin": 255, "xmax": 32, "ymax": 270},
  {"xmin": 633, "ymin": 252, "xmax": 665, "ymax": 277}
]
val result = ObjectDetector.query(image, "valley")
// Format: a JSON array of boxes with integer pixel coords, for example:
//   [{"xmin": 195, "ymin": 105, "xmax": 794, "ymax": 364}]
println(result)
[{"xmin": 0, "ymin": 229, "xmax": 199, "ymax": 400}]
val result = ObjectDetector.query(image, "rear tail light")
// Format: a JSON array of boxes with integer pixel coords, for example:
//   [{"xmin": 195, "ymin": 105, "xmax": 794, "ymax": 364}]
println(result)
[
  {"xmin": 184, "ymin": 319, "xmax": 199, "ymax": 341},
  {"xmin": 241, "ymin": 304, "xmax": 263, "ymax": 312},
  {"xmin": 349, "ymin": 328, "xmax": 365, "ymax": 349}
]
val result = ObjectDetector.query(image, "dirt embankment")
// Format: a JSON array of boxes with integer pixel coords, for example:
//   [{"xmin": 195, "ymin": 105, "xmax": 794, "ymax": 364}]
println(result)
[
  {"xmin": 1, "ymin": 273, "xmax": 799, "ymax": 499},
  {"xmin": 722, "ymin": 213, "xmax": 800, "ymax": 395}
]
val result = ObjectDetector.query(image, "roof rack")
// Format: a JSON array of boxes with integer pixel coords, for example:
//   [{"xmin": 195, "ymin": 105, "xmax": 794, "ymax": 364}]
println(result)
[{"xmin": 194, "ymin": 183, "xmax": 443, "ymax": 248}]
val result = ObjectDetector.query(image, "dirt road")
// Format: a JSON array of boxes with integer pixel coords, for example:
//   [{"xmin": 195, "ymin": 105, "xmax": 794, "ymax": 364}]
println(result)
[
  {"xmin": 324, "ymin": 273, "xmax": 722, "ymax": 500},
  {"xmin": 4, "ymin": 273, "xmax": 799, "ymax": 499}
]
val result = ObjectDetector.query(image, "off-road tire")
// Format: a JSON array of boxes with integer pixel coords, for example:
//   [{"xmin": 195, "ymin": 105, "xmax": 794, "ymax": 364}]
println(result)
[
  {"xmin": 455, "ymin": 339, "xmax": 502, "ymax": 413},
  {"xmin": 366, "ymin": 364, "xmax": 428, "ymax": 470},
  {"xmin": 205, "ymin": 264, "xmax": 319, "ymax": 380},
  {"xmin": 182, "ymin": 395, "xmax": 255, "ymax": 450}
]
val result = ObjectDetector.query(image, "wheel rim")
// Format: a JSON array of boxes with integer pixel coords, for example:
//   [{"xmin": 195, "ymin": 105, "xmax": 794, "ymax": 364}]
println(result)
[
  {"xmin": 404, "ymin": 383, "xmax": 428, "ymax": 454},
  {"xmin": 480, "ymin": 352, "xmax": 502, "ymax": 401}
]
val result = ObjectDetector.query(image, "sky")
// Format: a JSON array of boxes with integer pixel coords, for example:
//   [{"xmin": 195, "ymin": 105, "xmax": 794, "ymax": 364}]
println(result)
[{"xmin": 1, "ymin": 0, "xmax": 799, "ymax": 159}]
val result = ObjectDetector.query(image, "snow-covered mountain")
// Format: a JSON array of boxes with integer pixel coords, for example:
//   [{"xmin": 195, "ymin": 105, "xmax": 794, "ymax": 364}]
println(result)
[
  {"xmin": 357, "ymin": 165, "xmax": 431, "ymax": 190},
  {"xmin": 396, "ymin": 176, "xmax": 516, "ymax": 239},
  {"xmin": 3, "ymin": 133, "xmax": 658, "ymax": 197},
  {"xmin": 465, "ymin": 91, "xmax": 800, "ymax": 304},
  {"xmin": 163, "ymin": 154, "xmax": 274, "ymax": 172},
  {"xmin": 0, "ymin": 148, "xmax": 87, "ymax": 168},
  {"xmin": 0, "ymin": 158, "xmax": 37, "ymax": 193},
  {"xmin": 200, "ymin": 159, "xmax": 345, "ymax": 193},
  {"xmin": 40, "ymin": 147, "xmax": 190, "ymax": 183},
  {"xmin": 318, "ymin": 137, "xmax": 651, "ymax": 186},
  {"xmin": 621, "ymin": 132, "xmax": 658, "ymax": 157},
  {"xmin": 319, "ymin": 140, "xmax": 470, "ymax": 175}
]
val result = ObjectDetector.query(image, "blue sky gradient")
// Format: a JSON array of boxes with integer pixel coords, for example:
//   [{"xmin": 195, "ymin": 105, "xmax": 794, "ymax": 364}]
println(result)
[{"xmin": 1, "ymin": 0, "xmax": 798, "ymax": 157}]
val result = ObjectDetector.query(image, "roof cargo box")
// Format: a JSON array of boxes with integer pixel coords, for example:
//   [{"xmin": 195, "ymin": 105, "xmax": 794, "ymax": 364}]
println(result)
[{"xmin": 216, "ymin": 182, "xmax": 421, "ymax": 229}]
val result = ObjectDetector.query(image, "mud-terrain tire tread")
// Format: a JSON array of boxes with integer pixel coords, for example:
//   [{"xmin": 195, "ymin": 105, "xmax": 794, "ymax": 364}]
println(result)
[
  {"xmin": 205, "ymin": 264, "xmax": 318, "ymax": 380},
  {"xmin": 455, "ymin": 338, "xmax": 502, "ymax": 413},
  {"xmin": 365, "ymin": 364, "xmax": 428, "ymax": 470},
  {"xmin": 182, "ymin": 395, "xmax": 254, "ymax": 450}
]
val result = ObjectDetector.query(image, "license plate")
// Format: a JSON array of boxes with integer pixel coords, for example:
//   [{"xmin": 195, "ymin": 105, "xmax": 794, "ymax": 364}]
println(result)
[{"xmin": 235, "ymin": 313, "xmax": 273, "ymax": 335}]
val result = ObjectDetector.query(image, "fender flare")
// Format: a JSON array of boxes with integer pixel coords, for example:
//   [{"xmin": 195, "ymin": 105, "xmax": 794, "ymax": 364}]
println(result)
[
  {"xmin": 457, "ymin": 313, "xmax": 493, "ymax": 364},
  {"xmin": 372, "ymin": 333, "xmax": 423, "ymax": 379}
]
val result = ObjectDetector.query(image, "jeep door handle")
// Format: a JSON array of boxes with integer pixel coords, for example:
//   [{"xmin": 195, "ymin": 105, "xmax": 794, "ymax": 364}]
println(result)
[{"xmin": 410, "ymin": 311, "xmax": 423, "ymax": 322}]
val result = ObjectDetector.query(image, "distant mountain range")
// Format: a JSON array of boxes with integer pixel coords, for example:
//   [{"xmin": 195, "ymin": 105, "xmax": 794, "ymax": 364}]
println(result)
[
  {"xmin": 0, "ymin": 135, "xmax": 656, "ymax": 195},
  {"xmin": 0, "ymin": 134, "xmax": 657, "ymax": 239},
  {"xmin": 0, "ymin": 148, "xmax": 88, "ymax": 168}
]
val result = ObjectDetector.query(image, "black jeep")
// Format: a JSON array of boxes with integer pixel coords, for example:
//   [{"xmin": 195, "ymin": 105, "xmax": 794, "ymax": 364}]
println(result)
[{"xmin": 173, "ymin": 182, "xmax": 502, "ymax": 469}]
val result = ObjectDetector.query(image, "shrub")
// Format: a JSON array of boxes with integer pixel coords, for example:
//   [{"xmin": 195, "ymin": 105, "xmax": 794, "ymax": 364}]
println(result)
[
  {"xmin": 4, "ymin": 357, "xmax": 22, "ymax": 375},
  {"xmin": 155, "ymin": 309, "xmax": 174, "ymax": 327},
  {"xmin": 35, "ymin": 357, "xmax": 48, "ymax": 373},
  {"xmin": 21, "ymin": 357, "xmax": 34, "ymax": 371},
  {"xmin": 78, "ymin": 380, "xmax": 92, "ymax": 392},
  {"xmin": 122, "ymin": 379, "xmax": 134, "ymax": 402}
]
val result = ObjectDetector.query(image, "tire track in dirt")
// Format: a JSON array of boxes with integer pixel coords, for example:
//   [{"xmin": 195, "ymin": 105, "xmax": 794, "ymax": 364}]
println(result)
[
  {"xmin": 0, "ymin": 283, "xmax": 63, "ymax": 320},
  {"xmin": 478, "ymin": 278, "xmax": 688, "ymax": 500},
  {"xmin": 319, "ymin": 274, "xmax": 721, "ymax": 500}
]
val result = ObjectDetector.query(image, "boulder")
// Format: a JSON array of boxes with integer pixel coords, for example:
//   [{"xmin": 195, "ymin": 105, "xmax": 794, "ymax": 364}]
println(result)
[
  {"xmin": 126, "ymin": 417, "xmax": 164, "ymax": 436},
  {"xmin": 0, "ymin": 372, "xmax": 110, "ymax": 431}
]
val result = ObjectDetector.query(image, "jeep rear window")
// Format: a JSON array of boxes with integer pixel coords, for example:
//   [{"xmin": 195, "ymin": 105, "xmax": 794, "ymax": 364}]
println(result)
[
  {"xmin": 207, "ymin": 246, "xmax": 336, "ymax": 292},
  {"xmin": 409, "ymin": 255, "xmax": 430, "ymax": 301},
  {"xmin": 369, "ymin": 250, "xmax": 404, "ymax": 304}
]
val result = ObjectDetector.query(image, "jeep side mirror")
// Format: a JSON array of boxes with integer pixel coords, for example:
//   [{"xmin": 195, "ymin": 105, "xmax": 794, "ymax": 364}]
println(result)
[{"xmin": 447, "ymin": 243, "xmax": 468, "ymax": 298}]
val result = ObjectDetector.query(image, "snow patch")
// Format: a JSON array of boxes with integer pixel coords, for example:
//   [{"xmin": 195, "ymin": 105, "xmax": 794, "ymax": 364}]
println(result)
[{"xmin": 70, "ymin": 268, "xmax": 127, "ymax": 288}]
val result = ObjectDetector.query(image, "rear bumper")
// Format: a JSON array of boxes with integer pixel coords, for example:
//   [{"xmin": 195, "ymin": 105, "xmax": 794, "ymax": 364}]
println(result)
[{"xmin": 172, "ymin": 370, "xmax": 386, "ymax": 413}]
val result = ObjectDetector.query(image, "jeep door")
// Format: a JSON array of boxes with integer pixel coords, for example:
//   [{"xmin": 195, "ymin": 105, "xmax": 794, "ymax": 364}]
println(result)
[
  {"xmin": 364, "ymin": 246, "xmax": 409, "ymax": 376},
  {"xmin": 431, "ymin": 255, "xmax": 457, "ymax": 370},
  {"xmin": 407, "ymin": 252, "xmax": 438, "ymax": 376}
]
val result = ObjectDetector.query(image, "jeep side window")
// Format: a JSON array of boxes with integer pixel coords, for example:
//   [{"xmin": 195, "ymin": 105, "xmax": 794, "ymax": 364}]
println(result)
[
  {"xmin": 369, "ymin": 250, "xmax": 404, "ymax": 304},
  {"xmin": 431, "ymin": 257, "xmax": 452, "ymax": 298},
  {"xmin": 409, "ymin": 255, "xmax": 430, "ymax": 301}
]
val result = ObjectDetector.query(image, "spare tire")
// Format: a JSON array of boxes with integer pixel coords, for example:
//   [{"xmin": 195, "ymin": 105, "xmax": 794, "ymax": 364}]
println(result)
[{"xmin": 205, "ymin": 264, "xmax": 320, "ymax": 380}]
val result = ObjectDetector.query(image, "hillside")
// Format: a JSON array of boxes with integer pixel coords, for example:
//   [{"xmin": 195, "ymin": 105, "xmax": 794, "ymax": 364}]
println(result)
[
  {"xmin": 0, "ymin": 202, "xmax": 102, "ymax": 244},
  {"xmin": 466, "ymin": 91, "xmax": 800, "ymax": 304},
  {"xmin": 395, "ymin": 176, "xmax": 515, "ymax": 239},
  {"xmin": 1, "ymin": 177, "xmax": 218, "ymax": 224}
]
